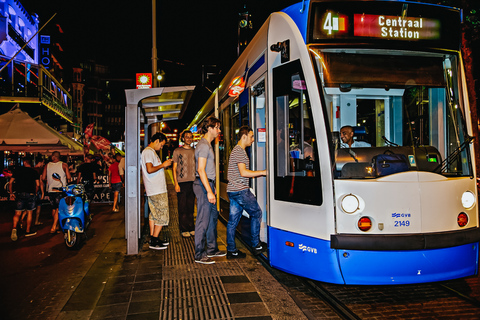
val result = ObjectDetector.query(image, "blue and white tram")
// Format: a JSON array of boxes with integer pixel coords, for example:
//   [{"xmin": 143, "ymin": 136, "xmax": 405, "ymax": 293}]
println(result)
[{"xmin": 189, "ymin": 0, "xmax": 480, "ymax": 285}]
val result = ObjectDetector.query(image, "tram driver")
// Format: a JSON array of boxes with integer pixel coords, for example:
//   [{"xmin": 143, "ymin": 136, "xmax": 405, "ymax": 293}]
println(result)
[{"xmin": 340, "ymin": 125, "xmax": 371, "ymax": 148}]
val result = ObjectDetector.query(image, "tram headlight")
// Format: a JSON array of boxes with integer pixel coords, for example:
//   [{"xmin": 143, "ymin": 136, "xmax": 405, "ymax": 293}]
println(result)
[
  {"xmin": 341, "ymin": 194, "xmax": 360, "ymax": 214},
  {"xmin": 461, "ymin": 191, "xmax": 475, "ymax": 209}
]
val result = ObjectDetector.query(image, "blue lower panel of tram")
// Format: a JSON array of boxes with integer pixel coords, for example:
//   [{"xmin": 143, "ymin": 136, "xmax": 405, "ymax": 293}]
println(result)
[
  {"xmin": 269, "ymin": 227, "xmax": 479, "ymax": 285},
  {"xmin": 269, "ymin": 227, "xmax": 345, "ymax": 284}
]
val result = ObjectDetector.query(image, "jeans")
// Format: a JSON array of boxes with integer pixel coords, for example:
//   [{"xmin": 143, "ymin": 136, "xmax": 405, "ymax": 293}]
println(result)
[
  {"xmin": 193, "ymin": 179, "xmax": 219, "ymax": 260},
  {"xmin": 227, "ymin": 189, "xmax": 262, "ymax": 252},
  {"xmin": 177, "ymin": 181, "xmax": 195, "ymax": 232}
]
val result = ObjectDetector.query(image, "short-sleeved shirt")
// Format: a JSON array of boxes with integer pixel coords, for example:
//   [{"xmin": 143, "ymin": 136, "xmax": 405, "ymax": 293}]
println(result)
[
  {"xmin": 172, "ymin": 147, "xmax": 196, "ymax": 183},
  {"xmin": 77, "ymin": 162, "xmax": 99, "ymax": 182},
  {"xmin": 141, "ymin": 147, "xmax": 167, "ymax": 196},
  {"xmin": 195, "ymin": 138, "xmax": 215, "ymax": 180},
  {"xmin": 227, "ymin": 145, "xmax": 249, "ymax": 192},
  {"xmin": 340, "ymin": 141, "xmax": 371, "ymax": 148},
  {"xmin": 12, "ymin": 166, "xmax": 39, "ymax": 194},
  {"xmin": 109, "ymin": 161, "xmax": 122, "ymax": 184}
]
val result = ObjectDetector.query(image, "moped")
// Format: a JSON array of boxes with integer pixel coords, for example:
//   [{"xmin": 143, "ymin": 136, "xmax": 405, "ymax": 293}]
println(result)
[{"xmin": 52, "ymin": 173, "xmax": 91, "ymax": 249}]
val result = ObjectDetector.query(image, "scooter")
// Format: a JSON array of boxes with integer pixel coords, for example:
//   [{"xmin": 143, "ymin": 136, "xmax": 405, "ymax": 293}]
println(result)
[{"xmin": 52, "ymin": 173, "xmax": 91, "ymax": 250}]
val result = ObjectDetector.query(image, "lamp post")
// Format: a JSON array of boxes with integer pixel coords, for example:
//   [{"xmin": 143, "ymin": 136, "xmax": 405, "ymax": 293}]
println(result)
[{"xmin": 152, "ymin": 0, "xmax": 158, "ymax": 88}]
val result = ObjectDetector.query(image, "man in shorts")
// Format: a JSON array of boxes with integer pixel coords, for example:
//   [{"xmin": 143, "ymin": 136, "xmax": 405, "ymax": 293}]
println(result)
[
  {"xmin": 42, "ymin": 151, "xmax": 71, "ymax": 234},
  {"xmin": 9, "ymin": 158, "xmax": 41, "ymax": 240},
  {"xmin": 141, "ymin": 132, "xmax": 172, "ymax": 250}
]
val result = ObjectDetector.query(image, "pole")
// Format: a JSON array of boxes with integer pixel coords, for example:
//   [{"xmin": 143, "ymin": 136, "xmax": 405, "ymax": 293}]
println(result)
[
  {"xmin": 152, "ymin": 0, "xmax": 158, "ymax": 88},
  {"xmin": 0, "ymin": 13, "xmax": 57, "ymax": 73}
]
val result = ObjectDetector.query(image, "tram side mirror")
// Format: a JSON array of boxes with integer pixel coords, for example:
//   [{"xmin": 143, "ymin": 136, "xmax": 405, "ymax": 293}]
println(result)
[{"xmin": 270, "ymin": 39, "xmax": 290, "ymax": 63}]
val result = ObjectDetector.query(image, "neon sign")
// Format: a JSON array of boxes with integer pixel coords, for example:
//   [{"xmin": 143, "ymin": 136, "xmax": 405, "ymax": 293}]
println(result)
[{"xmin": 354, "ymin": 14, "xmax": 440, "ymax": 40}]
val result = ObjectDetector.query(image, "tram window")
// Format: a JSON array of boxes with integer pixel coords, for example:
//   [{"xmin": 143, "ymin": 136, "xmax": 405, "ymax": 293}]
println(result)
[
  {"xmin": 311, "ymin": 50, "xmax": 472, "ymax": 178},
  {"xmin": 273, "ymin": 59, "xmax": 322, "ymax": 205}
]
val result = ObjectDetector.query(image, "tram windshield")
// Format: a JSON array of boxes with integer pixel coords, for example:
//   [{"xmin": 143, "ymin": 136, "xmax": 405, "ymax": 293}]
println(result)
[{"xmin": 310, "ymin": 49, "xmax": 472, "ymax": 179}]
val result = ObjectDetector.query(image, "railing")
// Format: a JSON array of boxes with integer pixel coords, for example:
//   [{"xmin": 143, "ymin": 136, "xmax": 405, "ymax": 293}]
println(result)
[
  {"xmin": 0, "ymin": 55, "xmax": 73, "ymax": 122},
  {"xmin": 7, "ymin": 24, "xmax": 35, "ymax": 60}
]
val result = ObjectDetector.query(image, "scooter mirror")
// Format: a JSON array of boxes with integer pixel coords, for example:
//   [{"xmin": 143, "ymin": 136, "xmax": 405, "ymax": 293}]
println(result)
[{"xmin": 52, "ymin": 173, "xmax": 61, "ymax": 180}]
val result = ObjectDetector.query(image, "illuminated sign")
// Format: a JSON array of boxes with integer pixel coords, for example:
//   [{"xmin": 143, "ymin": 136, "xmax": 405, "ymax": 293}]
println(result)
[
  {"xmin": 354, "ymin": 14, "xmax": 440, "ymax": 40},
  {"xmin": 322, "ymin": 12, "xmax": 348, "ymax": 35},
  {"xmin": 136, "ymin": 73, "xmax": 152, "ymax": 89},
  {"xmin": 228, "ymin": 76, "xmax": 245, "ymax": 97},
  {"xmin": 40, "ymin": 35, "xmax": 51, "ymax": 69},
  {"xmin": 310, "ymin": 2, "xmax": 459, "ymax": 50}
]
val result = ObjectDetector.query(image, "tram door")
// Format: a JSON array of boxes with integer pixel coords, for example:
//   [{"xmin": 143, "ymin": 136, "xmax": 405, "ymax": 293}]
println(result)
[{"xmin": 250, "ymin": 79, "xmax": 268, "ymax": 244}]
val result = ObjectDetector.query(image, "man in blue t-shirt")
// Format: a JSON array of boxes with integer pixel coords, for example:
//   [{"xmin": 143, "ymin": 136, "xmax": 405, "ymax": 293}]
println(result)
[
  {"xmin": 226, "ymin": 126, "xmax": 266, "ymax": 258},
  {"xmin": 9, "ymin": 159, "xmax": 41, "ymax": 241}
]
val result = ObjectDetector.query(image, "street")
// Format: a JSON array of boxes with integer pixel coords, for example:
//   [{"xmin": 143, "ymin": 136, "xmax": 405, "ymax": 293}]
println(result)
[{"xmin": 0, "ymin": 201, "xmax": 125, "ymax": 319}]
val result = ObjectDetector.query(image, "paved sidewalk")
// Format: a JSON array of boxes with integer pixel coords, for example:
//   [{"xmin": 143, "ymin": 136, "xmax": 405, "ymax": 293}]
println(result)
[{"xmin": 27, "ymin": 172, "xmax": 307, "ymax": 320}]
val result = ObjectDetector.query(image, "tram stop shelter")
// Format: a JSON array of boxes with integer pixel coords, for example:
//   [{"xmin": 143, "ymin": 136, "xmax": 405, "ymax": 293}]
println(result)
[{"xmin": 124, "ymin": 86, "xmax": 195, "ymax": 254}]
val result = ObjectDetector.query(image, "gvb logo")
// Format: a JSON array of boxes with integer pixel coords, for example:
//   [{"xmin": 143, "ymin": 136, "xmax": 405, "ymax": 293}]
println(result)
[{"xmin": 298, "ymin": 244, "xmax": 318, "ymax": 254}]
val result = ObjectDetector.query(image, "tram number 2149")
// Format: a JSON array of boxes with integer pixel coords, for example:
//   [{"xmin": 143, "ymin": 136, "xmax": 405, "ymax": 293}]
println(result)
[
  {"xmin": 394, "ymin": 220, "xmax": 411, "ymax": 227},
  {"xmin": 392, "ymin": 213, "xmax": 411, "ymax": 227}
]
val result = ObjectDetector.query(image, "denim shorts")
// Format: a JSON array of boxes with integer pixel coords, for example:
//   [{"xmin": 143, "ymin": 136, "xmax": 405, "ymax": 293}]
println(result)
[
  {"xmin": 48, "ymin": 192, "xmax": 63, "ymax": 209},
  {"xmin": 111, "ymin": 182, "xmax": 122, "ymax": 192},
  {"xmin": 15, "ymin": 192, "xmax": 36, "ymax": 211}
]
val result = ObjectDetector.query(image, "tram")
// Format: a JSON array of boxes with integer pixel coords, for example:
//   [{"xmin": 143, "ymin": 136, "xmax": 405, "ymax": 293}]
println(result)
[{"xmin": 189, "ymin": 0, "xmax": 480, "ymax": 285}]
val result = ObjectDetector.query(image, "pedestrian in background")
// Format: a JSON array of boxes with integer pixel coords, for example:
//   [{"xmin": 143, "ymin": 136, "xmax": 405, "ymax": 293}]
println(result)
[
  {"xmin": 77, "ymin": 154, "xmax": 98, "ymax": 200},
  {"xmin": 193, "ymin": 117, "xmax": 225, "ymax": 264},
  {"xmin": 172, "ymin": 130, "xmax": 196, "ymax": 238},
  {"xmin": 42, "ymin": 151, "xmax": 71, "ymax": 234},
  {"xmin": 33, "ymin": 158, "xmax": 45, "ymax": 226},
  {"xmin": 109, "ymin": 153, "xmax": 123, "ymax": 212},
  {"xmin": 226, "ymin": 126, "xmax": 266, "ymax": 258},
  {"xmin": 141, "ymin": 132, "xmax": 172, "ymax": 250},
  {"xmin": 118, "ymin": 154, "xmax": 125, "ymax": 185},
  {"xmin": 9, "ymin": 158, "xmax": 41, "ymax": 241}
]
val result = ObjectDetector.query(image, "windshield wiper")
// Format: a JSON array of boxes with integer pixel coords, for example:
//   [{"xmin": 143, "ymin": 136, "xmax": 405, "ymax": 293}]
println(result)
[{"xmin": 434, "ymin": 135, "xmax": 474, "ymax": 174}]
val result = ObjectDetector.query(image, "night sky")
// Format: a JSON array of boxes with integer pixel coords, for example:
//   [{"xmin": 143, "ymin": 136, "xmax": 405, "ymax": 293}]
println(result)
[
  {"xmin": 17, "ymin": 0, "xmax": 296, "ymax": 126},
  {"xmin": 19, "ymin": 1, "xmax": 295, "ymax": 77}
]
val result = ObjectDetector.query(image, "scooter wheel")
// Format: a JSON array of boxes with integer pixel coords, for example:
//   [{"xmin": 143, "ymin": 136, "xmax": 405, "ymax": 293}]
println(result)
[{"xmin": 65, "ymin": 230, "xmax": 81, "ymax": 250}]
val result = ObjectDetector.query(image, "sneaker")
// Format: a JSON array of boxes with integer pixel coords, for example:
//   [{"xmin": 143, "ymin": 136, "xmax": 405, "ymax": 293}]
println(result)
[
  {"xmin": 11, "ymin": 229, "xmax": 18, "ymax": 241},
  {"xmin": 253, "ymin": 243, "xmax": 265, "ymax": 255},
  {"xmin": 189, "ymin": 231, "xmax": 195, "ymax": 236},
  {"xmin": 162, "ymin": 240, "xmax": 170, "ymax": 245},
  {"xmin": 227, "ymin": 250, "xmax": 246, "ymax": 259},
  {"xmin": 207, "ymin": 250, "xmax": 226, "ymax": 258},
  {"xmin": 25, "ymin": 231, "xmax": 37, "ymax": 237},
  {"xmin": 195, "ymin": 256, "xmax": 215, "ymax": 264},
  {"xmin": 149, "ymin": 240, "xmax": 167, "ymax": 250},
  {"xmin": 181, "ymin": 232, "xmax": 191, "ymax": 238}
]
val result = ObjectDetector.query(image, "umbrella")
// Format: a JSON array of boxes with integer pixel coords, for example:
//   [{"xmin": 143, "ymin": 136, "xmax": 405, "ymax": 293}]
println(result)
[{"xmin": 0, "ymin": 108, "xmax": 84, "ymax": 155}]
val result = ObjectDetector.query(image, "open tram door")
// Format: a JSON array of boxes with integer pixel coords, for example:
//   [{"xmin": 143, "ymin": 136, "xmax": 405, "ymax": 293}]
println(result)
[{"xmin": 249, "ymin": 78, "xmax": 268, "ymax": 245}]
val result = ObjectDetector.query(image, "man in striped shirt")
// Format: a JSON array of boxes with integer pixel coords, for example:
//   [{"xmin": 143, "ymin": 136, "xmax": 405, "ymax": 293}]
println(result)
[{"xmin": 226, "ymin": 125, "xmax": 267, "ymax": 258}]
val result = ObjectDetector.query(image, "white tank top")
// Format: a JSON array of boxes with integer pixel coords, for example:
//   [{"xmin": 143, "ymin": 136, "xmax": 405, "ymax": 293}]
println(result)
[{"xmin": 46, "ymin": 161, "xmax": 67, "ymax": 192}]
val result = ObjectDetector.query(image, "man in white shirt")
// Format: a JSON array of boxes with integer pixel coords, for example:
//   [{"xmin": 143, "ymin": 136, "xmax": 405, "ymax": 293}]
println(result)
[{"xmin": 141, "ymin": 132, "xmax": 172, "ymax": 250}]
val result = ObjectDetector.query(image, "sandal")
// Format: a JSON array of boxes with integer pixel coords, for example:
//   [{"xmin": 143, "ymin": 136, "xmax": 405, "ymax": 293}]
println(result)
[{"xmin": 35, "ymin": 222, "xmax": 44, "ymax": 226}]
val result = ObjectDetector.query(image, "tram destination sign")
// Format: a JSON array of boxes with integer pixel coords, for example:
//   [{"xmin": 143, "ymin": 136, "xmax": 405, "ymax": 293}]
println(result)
[
  {"xmin": 310, "ymin": 1, "xmax": 461, "ymax": 50},
  {"xmin": 353, "ymin": 14, "xmax": 440, "ymax": 40}
]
